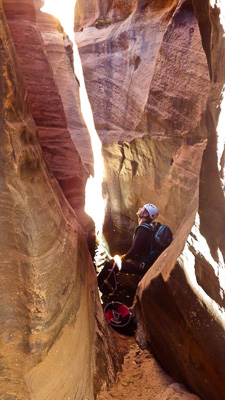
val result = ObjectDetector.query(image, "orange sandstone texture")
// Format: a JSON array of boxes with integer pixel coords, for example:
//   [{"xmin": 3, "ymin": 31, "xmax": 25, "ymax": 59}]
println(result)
[
  {"xmin": 3, "ymin": 0, "xmax": 94, "ymax": 234},
  {"xmin": 36, "ymin": 8, "xmax": 94, "ymax": 175},
  {"xmin": 75, "ymin": 0, "xmax": 210, "ymax": 251},
  {"xmin": 97, "ymin": 341, "xmax": 200, "ymax": 400},
  {"xmin": 0, "ymin": 1, "xmax": 122, "ymax": 399},
  {"xmin": 75, "ymin": 0, "xmax": 225, "ymax": 399}
]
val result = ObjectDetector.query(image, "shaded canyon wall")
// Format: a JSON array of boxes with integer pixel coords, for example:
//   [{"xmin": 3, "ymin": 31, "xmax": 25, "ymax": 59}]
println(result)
[
  {"xmin": 75, "ymin": 0, "xmax": 225, "ymax": 399},
  {"xmin": 0, "ymin": 1, "xmax": 123, "ymax": 399}
]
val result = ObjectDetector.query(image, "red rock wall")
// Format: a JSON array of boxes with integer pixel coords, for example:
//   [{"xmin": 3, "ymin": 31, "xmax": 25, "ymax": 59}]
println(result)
[
  {"xmin": 3, "ymin": 0, "xmax": 94, "ymax": 234},
  {"xmin": 1, "ymin": 0, "xmax": 224, "ymax": 398},
  {"xmin": 75, "ymin": 0, "xmax": 210, "ymax": 250},
  {"xmin": 36, "ymin": 9, "xmax": 94, "ymax": 176},
  {"xmin": 2, "ymin": 0, "xmax": 36, "ymax": 20},
  {"xmin": 0, "ymin": 1, "xmax": 122, "ymax": 399},
  {"xmin": 75, "ymin": 0, "xmax": 225, "ymax": 399}
]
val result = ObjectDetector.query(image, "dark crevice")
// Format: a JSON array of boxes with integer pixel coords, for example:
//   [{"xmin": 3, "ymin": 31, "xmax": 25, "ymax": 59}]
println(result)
[
  {"xmin": 219, "ymin": 147, "xmax": 225, "ymax": 182},
  {"xmin": 199, "ymin": 107, "xmax": 225, "ymax": 261},
  {"xmin": 192, "ymin": 0, "xmax": 212, "ymax": 80}
]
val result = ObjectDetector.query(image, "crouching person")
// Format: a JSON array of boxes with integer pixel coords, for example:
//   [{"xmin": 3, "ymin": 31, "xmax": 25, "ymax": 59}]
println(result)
[
  {"xmin": 120, "ymin": 203, "xmax": 162, "ymax": 277},
  {"xmin": 98, "ymin": 203, "xmax": 172, "ymax": 305}
]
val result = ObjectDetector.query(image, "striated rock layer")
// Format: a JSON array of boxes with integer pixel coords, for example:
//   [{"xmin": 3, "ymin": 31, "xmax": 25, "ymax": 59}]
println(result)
[
  {"xmin": 3, "ymin": 0, "xmax": 94, "ymax": 235},
  {"xmin": 75, "ymin": 0, "xmax": 211, "ymax": 251},
  {"xmin": 0, "ymin": 1, "xmax": 122, "ymax": 399},
  {"xmin": 75, "ymin": 0, "xmax": 225, "ymax": 399}
]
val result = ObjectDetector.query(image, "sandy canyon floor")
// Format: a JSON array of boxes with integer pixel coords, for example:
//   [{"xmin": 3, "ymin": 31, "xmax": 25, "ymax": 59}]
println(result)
[{"xmin": 97, "ymin": 336, "xmax": 200, "ymax": 400}]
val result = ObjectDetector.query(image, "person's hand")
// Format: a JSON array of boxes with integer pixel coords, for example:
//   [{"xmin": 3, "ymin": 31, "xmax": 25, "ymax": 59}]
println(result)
[{"xmin": 113, "ymin": 254, "xmax": 122, "ymax": 270}]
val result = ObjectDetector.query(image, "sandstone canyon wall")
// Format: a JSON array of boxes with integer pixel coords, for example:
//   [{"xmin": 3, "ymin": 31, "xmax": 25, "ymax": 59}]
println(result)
[
  {"xmin": 1, "ymin": 0, "xmax": 225, "ymax": 399},
  {"xmin": 75, "ymin": 0, "xmax": 211, "ymax": 252},
  {"xmin": 75, "ymin": 0, "xmax": 225, "ymax": 399},
  {"xmin": 0, "ymin": 1, "xmax": 122, "ymax": 399},
  {"xmin": 3, "ymin": 0, "xmax": 95, "ymax": 234}
]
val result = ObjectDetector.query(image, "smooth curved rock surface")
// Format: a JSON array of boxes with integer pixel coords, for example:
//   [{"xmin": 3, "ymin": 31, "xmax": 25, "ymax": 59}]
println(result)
[
  {"xmin": 36, "ymin": 9, "xmax": 94, "ymax": 175},
  {"xmin": 3, "ymin": 0, "xmax": 94, "ymax": 235},
  {"xmin": 75, "ymin": 0, "xmax": 225, "ymax": 399},
  {"xmin": 1, "ymin": 0, "xmax": 225, "ymax": 398},
  {"xmin": 0, "ymin": 2, "xmax": 122, "ymax": 398},
  {"xmin": 75, "ymin": 0, "xmax": 210, "ymax": 249}
]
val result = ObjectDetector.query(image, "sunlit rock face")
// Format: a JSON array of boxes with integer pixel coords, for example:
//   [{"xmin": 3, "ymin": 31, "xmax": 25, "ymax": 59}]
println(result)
[
  {"xmin": 75, "ymin": 0, "xmax": 137, "ymax": 31},
  {"xmin": 75, "ymin": 0, "xmax": 225, "ymax": 399},
  {"xmin": 36, "ymin": 8, "xmax": 94, "ymax": 176},
  {"xmin": 75, "ymin": 0, "xmax": 210, "ymax": 251},
  {"xmin": 3, "ymin": 0, "xmax": 94, "ymax": 234},
  {"xmin": 0, "ymin": 1, "xmax": 122, "ymax": 398}
]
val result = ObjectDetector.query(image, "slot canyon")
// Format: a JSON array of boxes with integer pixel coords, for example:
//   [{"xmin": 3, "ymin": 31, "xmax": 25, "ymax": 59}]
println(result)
[{"xmin": 0, "ymin": 0, "xmax": 225, "ymax": 399}]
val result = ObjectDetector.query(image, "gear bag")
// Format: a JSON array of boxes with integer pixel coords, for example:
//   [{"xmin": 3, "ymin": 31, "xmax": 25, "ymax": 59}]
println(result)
[
  {"xmin": 104, "ymin": 301, "xmax": 135, "ymax": 335},
  {"xmin": 154, "ymin": 224, "xmax": 173, "ymax": 248}
]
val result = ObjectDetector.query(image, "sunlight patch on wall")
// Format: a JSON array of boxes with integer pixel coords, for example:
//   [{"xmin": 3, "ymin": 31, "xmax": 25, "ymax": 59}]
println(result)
[
  {"xmin": 216, "ymin": 87, "xmax": 225, "ymax": 191},
  {"xmin": 190, "ymin": 213, "xmax": 225, "ymax": 297},
  {"xmin": 180, "ymin": 0, "xmax": 225, "ymax": 325},
  {"xmin": 41, "ymin": 0, "xmax": 110, "ymax": 264},
  {"xmin": 210, "ymin": 0, "xmax": 225, "ymax": 32},
  {"xmin": 179, "ymin": 213, "xmax": 225, "ymax": 324},
  {"xmin": 210, "ymin": 0, "xmax": 225, "ymax": 192}
]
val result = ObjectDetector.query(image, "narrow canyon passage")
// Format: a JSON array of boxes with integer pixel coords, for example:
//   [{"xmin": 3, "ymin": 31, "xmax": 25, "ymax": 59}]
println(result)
[
  {"xmin": 97, "ymin": 337, "xmax": 200, "ymax": 400},
  {"xmin": 0, "ymin": 1, "xmax": 225, "ymax": 400}
]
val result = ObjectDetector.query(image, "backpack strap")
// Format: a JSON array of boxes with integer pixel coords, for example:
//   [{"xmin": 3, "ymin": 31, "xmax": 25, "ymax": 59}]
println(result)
[
  {"xmin": 133, "ymin": 223, "xmax": 153, "ymax": 238},
  {"xmin": 133, "ymin": 222, "xmax": 162, "ymax": 263},
  {"xmin": 133, "ymin": 223, "xmax": 155, "ymax": 255}
]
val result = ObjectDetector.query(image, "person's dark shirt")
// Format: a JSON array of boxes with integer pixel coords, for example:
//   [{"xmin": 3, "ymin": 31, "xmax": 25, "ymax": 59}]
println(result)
[{"xmin": 123, "ymin": 225, "xmax": 153, "ymax": 261}]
